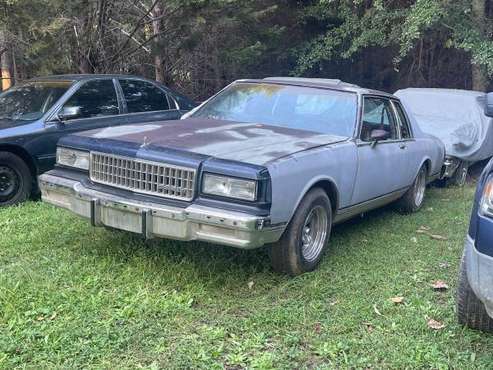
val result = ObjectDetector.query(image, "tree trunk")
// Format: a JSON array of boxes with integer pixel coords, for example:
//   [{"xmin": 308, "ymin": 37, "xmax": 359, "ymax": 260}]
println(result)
[
  {"xmin": 471, "ymin": 0, "xmax": 489, "ymax": 91},
  {"xmin": 152, "ymin": 2, "xmax": 165, "ymax": 83},
  {"xmin": 0, "ymin": 29, "xmax": 12, "ymax": 91}
]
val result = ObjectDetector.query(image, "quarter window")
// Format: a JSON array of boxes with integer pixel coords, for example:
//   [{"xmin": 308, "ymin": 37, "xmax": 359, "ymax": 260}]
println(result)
[
  {"xmin": 393, "ymin": 101, "xmax": 412, "ymax": 139},
  {"xmin": 119, "ymin": 79, "xmax": 170, "ymax": 113},
  {"xmin": 361, "ymin": 97, "xmax": 398, "ymax": 142},
  {"xmin": 62, "ymin": 79, "xmax": 119, "ymax": 119}
]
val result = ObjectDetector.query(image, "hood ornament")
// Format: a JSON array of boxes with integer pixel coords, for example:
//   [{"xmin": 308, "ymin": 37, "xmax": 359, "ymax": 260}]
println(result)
[{"xmin": 140, "ymin": 136, "xmax": 150, "ymax": 149}]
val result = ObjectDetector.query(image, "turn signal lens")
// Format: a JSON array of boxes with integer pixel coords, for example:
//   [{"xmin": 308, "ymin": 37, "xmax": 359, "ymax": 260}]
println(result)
[{"xmin": 480, "ymin": 179, "xmax": 493, "ymax": 218}]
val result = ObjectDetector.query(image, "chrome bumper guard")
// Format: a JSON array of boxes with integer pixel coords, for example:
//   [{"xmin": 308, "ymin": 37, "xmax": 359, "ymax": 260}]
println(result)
[
  {"xmin": 465, "ymin": 235, "xmax": 493, "ymax": 318},
  {"xmin": 39, "ymin": 173, "xmax": 284, "ymax": 249}
]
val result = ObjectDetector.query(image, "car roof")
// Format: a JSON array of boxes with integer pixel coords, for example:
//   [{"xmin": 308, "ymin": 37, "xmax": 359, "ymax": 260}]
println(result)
[
  {"xmin": 27, "ymin": 74, "xmax": 156, "ymax": 83},
  {"xmin": 236, "ymin": 77, "xmax": 395, "ymax": 98}
]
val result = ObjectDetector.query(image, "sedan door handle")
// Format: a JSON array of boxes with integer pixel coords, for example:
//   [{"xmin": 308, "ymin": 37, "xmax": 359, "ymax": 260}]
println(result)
[{"xmin": 399, "ymin": 144, "xmax": 407, "ymax": 150}]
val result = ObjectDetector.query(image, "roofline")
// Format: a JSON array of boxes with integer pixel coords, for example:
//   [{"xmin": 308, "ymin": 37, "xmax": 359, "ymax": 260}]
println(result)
[{"xmin": 234, "ymin": 78, "xmax": 396, "ymax": 98}]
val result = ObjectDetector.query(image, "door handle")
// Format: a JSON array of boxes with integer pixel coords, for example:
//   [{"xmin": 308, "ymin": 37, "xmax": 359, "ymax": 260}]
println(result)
[{"xmin": 399, "ymin": 144, "xmax": 407, "ymax": 150}]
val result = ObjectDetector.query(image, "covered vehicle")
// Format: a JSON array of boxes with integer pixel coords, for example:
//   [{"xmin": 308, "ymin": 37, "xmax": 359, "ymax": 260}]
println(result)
[
  {"xmin": 39, "ymin": 77, "xmax": 444, "ymax": 275},
  {"xmin": 0, "ymin": 74, "xmax": 195, "ymax": 206},
  {"xmin": 395, "ymin": 88, "xmax": 493, "ymax": 186}
]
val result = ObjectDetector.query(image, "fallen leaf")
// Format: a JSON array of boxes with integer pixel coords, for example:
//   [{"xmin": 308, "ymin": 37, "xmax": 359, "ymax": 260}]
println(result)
[
  {"xmin": 36, "ymin": 316, "xmax": 44, "ymax": 321},
  {"xmin": 373, "ymin": 304, "xmax": 383, "ymax": 316},
  {"xmin": 314, "ymin": 322, "xmax": 322, "ymax": 334},
  {"xmin": 329, "ymin": 299, "xmax": 339, "ymax": 306},
  {"xmin": 390, "ymin": 296, "xmax": 404, "ymax": 304},
  {"xmin": 418, "ymin": 226, "xmax": 431, "ymax": 231},
  {"xmin": 432, "ymin": 280, "xmax": 449, "ymax": 291},
  {"xmin": 247, "ymin": 281, "xmax": 254, "ymax": 289},
  {"xmin": 429, "ymin": 234, "xmax": 448, "ymax": 241},
  {"xmin": 411, "ymin": 237, "xmax": 418, "ymax": 243},
  {"xmin": 427, "ymin": 319, "xmax": 446, "ymax": 330},
  {"xmin": 49, "ymin": 312, "xmax": 57, "ymax": 320},
  {"xmin": 363, "ymin": 322, "xmax": 374, "ymax": 333}
]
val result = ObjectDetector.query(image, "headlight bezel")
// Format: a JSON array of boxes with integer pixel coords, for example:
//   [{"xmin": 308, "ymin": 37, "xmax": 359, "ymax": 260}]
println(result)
[
  {"xmin": 480, "ymin": 177, "xmax": 493, "ymax": 218},
  {"xmin": 56, "ymin": 147, "xmax": 90, "ymax": 171},
  {"xmin": 201, "ymin": 173, "xmax": 258, "ymax": 202}
]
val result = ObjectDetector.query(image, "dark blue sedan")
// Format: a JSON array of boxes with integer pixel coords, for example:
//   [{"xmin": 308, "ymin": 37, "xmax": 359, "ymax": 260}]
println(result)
[
  {"xmin": 0, "ymin": 74, "xmax": 196, "ymax": 206},
  {"xmin": 458, "ymin": 157, "xmax": 493, "ymax": 332}
]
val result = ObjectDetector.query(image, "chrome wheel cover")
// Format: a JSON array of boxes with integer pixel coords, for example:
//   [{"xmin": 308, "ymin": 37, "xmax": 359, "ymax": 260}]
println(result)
[
  {"xmin": 301, "ymin": 205, "xmax": 328, "ymax": 263},
  {"xmin": 414, "ymin": 168, "xmax": 426, "ymax": 207}
]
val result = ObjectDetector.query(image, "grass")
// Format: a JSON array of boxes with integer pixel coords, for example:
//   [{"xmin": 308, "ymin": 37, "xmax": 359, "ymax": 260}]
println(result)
[{"xmin": 1, "ymin": 184, "xmax": 492, "ymax": 369}]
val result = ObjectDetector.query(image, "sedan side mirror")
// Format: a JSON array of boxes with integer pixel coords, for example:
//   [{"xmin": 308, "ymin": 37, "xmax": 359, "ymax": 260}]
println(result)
[
  {"xmin": 370, "ymin": 129, "xmax": 390, "ymax": 141},
  {"xmin": 485, "ymin": 92, "xmax": 493, "ymax": 118},
  {"xmin": 58, "ymin": 106, "xmax": 82, "ymax": 121}
]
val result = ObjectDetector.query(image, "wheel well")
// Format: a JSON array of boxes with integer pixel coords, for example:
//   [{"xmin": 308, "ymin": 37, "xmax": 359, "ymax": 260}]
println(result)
[
  {"xmin": 423, "ymin": 159, "xmax": 431, "ymax": 177},
  {"xmin": 0, "ymin": 145, "xmax": 37, "ymax": 179},
  {"xmin": 309, "ymin": 180, "xmax": 338, "ymax": 213}
]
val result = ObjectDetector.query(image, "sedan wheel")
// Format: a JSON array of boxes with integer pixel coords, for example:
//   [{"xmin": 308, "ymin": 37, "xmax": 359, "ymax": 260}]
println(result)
[
  {"xmin": 398, "ymin": 165, "xmax": 427, "ymax": 213},
  {"xmin": 0, "ymin": 165, "xmax": 19, "ymax": 203},
  {"xmin": 0, "ymin": 152, "xmax": 32, "ymax": 207},
  {"xmin": 269, "ymin": 188, "xmax": 332, "ymax": 276}
]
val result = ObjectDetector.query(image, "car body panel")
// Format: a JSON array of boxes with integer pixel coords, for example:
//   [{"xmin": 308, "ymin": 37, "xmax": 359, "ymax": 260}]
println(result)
[{"xmin": 465, "ymin": 158, "xmax": 493, "ymax": 318}]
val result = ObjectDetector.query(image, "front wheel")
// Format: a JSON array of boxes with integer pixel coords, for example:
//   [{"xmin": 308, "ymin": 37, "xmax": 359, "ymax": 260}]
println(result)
[
  {"xmin": 447, "ymin": 161, "xmax": 468, "ymax": 187},
  {"xmin": 397, "ymin": 165, "xmax": 427, "ymax": 214},
  {"xmin": 269, "ymin": 188, "xmax": 332, "ymax": 276},
  {"xmin": 0, "ymin": 152, "xmax": 32, "ymax": 207},
  {"xmin": 457, "ymin": 251, "xmax": 493, "ymax": 332}
]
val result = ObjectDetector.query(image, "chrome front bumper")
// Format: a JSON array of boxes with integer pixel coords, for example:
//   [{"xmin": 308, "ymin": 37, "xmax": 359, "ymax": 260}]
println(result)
[
  {"xmin": 39, "ymin": 173, "xmax": 284, "ymax": 249},
  {"xmin": 465, "ymin": 235, "xmax": 493, "ymax": 318}
]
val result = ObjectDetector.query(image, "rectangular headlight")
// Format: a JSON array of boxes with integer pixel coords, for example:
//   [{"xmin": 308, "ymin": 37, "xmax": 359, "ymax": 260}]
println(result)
[
  {"xmin": 480, "ymin": 179, "xmax": 493, "ymax": 218},
  {"xmin": 56, "ymin": 147, "xmax": 90, "ymax": 170},
  {"xmin": 202, "ymin": 174, "xmax": 257, "ymax": 201}
]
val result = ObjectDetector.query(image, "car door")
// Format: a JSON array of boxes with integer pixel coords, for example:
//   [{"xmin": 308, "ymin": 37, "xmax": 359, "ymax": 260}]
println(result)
[
  {"xmin": 117, "ymin": 79, "xmax": 182, "ymax": 124},
  {"xmin": 40, "ymin": 78, "xmax": 123, "ymax": 167},
  {"xmin": 351, "ymin": 96, "xmax": 409, "ymax": 205}
]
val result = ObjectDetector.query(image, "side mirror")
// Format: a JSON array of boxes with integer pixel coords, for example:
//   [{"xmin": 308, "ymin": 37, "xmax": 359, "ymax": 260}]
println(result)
[
  {"xmin": 485, "ymin": 92, "xmax": 493, "ymax": 118},
  {"xmin": 57, "ymin": 106, "xmax": 82, "ymax": 121},
  {"xmin": 370, "ymin": 129, "xmax": 390, "ymax": 142}
]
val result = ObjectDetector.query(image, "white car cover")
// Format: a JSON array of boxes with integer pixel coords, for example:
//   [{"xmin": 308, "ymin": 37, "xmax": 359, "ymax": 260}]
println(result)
[{"xmin": 395, "ymin": 88, "xmax": 493, "ymax": 162}]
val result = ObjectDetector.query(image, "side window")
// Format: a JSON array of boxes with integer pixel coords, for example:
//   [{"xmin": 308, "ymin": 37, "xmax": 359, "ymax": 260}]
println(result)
[
  {"xmin": 119, "ymin": 79, "xmax": 170, "ymax": 113},
  {"xmin": 393, "ymin": 101, "xmax": 412, "ymax": 139},
  {"xmin": 63, "ymin": 79, "xmax": 119, "ymax": 119},
  {"xmin": 360, "ymin": 97, "xmax": 398, "ymax": 142}
]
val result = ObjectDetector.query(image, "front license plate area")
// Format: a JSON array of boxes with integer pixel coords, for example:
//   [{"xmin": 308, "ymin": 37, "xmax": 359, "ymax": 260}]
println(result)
[{"xmin": 100, "ymin": 206, "xmax": 142, "ymax": 234}]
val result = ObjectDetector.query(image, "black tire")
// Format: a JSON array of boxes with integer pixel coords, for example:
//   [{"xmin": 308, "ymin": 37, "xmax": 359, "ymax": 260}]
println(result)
[
  {"xmin": 447, "ymin": 161, "xmax": 468, "ymax": 187},
  {"xmin": 269, "ymin": 188, "xmax": 332, "ymax": 276},
  {"xmin": 457, "ymin": 251, "xmax": 493, "ymax": 332},
  {"xmin": 0, "ymin": 152, "xmax": 32, "ymax": 207},
  {"xmin": 397, "ymin": 165, "xmax": 427, "ymax": 214}
]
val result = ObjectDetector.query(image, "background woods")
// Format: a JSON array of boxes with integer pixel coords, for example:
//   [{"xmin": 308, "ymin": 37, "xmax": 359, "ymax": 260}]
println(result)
[{"xmin": 0, "ymin": 0, "xmax": 492, "ymax": 99}]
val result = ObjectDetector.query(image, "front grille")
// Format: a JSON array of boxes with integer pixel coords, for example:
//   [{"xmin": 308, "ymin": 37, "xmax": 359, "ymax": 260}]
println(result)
[{"xmin": 90, "ymin": 152, "xmax": 196, "ymax": 201}]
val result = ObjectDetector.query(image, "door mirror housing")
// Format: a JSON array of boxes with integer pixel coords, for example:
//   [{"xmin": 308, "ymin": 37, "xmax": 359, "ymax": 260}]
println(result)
[
  {"xmin": 485, "ymin": 92, "xmax": 493, "ymax": 118},
  {"xmin": 57, "ymin": 106, "xmax": 82, "ymax": 121}
]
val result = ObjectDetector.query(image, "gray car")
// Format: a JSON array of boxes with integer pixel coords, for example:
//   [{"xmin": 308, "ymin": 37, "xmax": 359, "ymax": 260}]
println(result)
[{"xmin": 39, "ymin": 77, "xmax": 444, "ymax": 275}]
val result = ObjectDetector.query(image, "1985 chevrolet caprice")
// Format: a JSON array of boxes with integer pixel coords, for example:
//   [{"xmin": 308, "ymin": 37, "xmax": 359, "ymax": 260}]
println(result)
[{"xmin": 39, "ymin": 78, "xmax": 444, "ymax": 275}]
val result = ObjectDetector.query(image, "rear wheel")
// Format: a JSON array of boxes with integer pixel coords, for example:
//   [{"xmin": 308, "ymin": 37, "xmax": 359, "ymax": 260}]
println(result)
[
  {"xmin": 0, "ymin": 152, "xmax": 32, "ymax": 207},
  {"xmin": 269, "ymin": 188, "xmax": 332, "ymax": 276},
  {"xmin": 447, "ymin": 161, "xmax": 468, "ymax": 187},
  {"xmin": 397, "ymin": 165, "xmax": 427, "ymax": 213},
  {"xmin": 457, "ymin": 251, "xmax": 493, "ymax": 332}
]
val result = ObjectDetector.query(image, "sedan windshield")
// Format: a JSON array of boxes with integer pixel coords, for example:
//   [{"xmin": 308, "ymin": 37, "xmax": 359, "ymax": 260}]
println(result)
[
  {"xmin": 0, "ymin": 80, "xmax": 73, "ymax": 121},
  {"xmin": 192, "ymin": 83, "xmax": 358, "ymax": 136}
]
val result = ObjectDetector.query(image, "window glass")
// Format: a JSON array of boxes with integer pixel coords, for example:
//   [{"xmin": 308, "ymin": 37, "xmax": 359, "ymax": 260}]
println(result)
[
  {"xmin": 119, "ymin": 79, "xmax": 170, "ymax": 113},
  {"xmin": 361, "ymin": 97, "xmax": 398, "ymax": 142},
  {"xmin": 192, "ymin": 83, "xmax": 357, "ymax": 137},
  {"xmin": 0, "ymin": 81, "xmax": 72, "ymax": 121},
  {"xmin": 393, "ymin": 101, "xmax": 412, "ymax": 139},
  {"xmin": 63, "ymin": 79, "xmax": 118, "ymax": 119}
]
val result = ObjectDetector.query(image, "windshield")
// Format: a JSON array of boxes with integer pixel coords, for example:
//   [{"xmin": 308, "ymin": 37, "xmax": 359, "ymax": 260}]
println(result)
[
  {"xmin": 191, "ymin": 83, "xmax": 358, "ymax": 136},
  {"xmin": 0, "ymin": 80, "xmax": 73, "ymax": 121}
]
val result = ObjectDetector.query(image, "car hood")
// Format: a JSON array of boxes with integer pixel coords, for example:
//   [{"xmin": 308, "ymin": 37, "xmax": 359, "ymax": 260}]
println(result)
[
  {"xmin": 77, "ymin": 118, "xmax": 348, "ymax": 165},
  {"xmin": 0, "ymin": 118, "xmax": 36, "ymax": 130}
]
